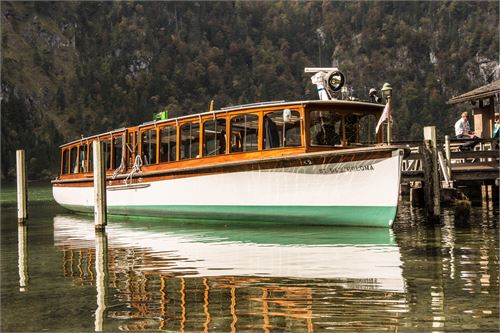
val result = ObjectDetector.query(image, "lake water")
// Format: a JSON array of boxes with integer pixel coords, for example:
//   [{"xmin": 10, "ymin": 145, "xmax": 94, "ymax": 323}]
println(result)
[{"xmin": 1, "ymin": 183, "xmax": 498, "ymax": 332}]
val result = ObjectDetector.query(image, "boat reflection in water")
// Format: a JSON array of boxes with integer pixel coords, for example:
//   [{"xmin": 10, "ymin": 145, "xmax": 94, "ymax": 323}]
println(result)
[{"xmin": 54, "ymin": 215, "xmax": 408, "ymax": 332}]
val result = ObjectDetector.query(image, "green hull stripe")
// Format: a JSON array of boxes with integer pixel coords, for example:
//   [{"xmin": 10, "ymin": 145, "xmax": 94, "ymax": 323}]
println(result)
[{"xmin": 62, "ymin": 205, "xmax": 397, "ymax": 228}]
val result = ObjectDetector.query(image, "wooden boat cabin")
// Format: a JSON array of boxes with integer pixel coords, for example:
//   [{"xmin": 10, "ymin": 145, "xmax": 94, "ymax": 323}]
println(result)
[{"xmin": 57, "ymin": 100, "xmax": 384, "ymax": 183}]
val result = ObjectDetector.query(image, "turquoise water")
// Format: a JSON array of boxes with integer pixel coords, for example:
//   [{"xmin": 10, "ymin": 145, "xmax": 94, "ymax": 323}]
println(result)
[{"xmin": 1, "ymin": 183, "xmax": 498, "ymax": 332}]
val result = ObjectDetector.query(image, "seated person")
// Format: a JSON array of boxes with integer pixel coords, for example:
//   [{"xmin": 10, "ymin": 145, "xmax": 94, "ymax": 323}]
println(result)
[{"xmin": 454, "ymin": 112, "xmax": 479, "ymax": 151}]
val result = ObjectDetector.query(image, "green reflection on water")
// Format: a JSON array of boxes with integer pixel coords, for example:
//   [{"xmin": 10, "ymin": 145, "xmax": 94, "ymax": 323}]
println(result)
[
  {"xmin": 64, "ymin": 213, "xmax": 397, "ymax": 246},
  {"xmin": 0, "ymin": 181, "xmax": 54, "ymax": 207}
]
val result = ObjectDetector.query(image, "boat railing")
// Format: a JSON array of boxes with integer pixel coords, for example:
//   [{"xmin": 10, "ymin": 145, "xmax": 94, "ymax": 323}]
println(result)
[{"xmin": 220, "ymin": 100, "xmax": 286, "ymax": 112}]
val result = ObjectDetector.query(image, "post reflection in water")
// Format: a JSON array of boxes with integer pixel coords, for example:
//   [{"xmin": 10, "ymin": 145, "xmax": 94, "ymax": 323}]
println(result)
[
  {"xmin": 94, "ymin": 231, "xmax": 109, "ymax": 332},
  {"xmin": 18, "ymin": 224, "xmax": 28, "ymax": 292},
  {"xmin": 52, "ymin": 209, "xmax": 499, "ymax": 332},
  {"xmin": 394, "ymin": 204, "xmax": 499, "ymax": 332}
]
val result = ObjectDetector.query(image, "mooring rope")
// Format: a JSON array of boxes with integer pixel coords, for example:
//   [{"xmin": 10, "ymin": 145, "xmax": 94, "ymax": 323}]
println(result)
[{"xmin": 124, "ymin": 154, "xmax": 143, "ymax": 184}]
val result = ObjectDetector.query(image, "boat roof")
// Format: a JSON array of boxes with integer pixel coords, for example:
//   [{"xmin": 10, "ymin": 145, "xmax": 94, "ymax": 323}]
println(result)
[{"xmin": 60, "ymin": 99, "xmax": 383, "ymax": 148}]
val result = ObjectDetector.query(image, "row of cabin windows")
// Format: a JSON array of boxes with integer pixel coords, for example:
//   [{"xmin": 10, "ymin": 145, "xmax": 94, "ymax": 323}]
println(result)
[
  {"xmin": 137, "ymin": 111, "xmax": 301, "ymax": 166},
  {"xmin": 61, "ymin": 110, "xmax": 375, "ymax": 175}
]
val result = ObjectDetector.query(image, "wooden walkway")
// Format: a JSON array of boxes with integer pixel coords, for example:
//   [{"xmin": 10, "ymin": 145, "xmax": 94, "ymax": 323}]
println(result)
[{"xmin": 400, "ymin": 138, "xmax": 499, "ymax": 183}]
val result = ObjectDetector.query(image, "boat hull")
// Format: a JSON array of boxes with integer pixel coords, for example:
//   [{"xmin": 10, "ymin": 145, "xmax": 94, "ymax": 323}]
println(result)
[{"xmin": 53, "ymin": 148, "xmax": 403, "ymax": 227}]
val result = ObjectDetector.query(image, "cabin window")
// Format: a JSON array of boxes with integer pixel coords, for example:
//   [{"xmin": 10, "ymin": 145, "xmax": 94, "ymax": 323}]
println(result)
[
  {"xmin": 61, "ymin": 149, "xmax": 69, "ymax": 175},
  {"xmin": 309, "ymin": 110, "xmax": 342, "ymax": 146},
  {"xmin": 159, "ymin": 126, "xmax": 177, "ymax": 163},
  {"xmin": 78, "ymin": 144, "xmax": 88, "ymax": 173},
  {"xmin": 113, "ymin": 135, "xmax": 124, "ymax": 169},
  {"xmin": 88, "ymin": 142, "xmax": 93, "ymax": 172},
  {"xmin": 344, "ymin": 115, "xmax": 360, "ymax": 145},
  {"xmin": 103, "ymin": 140, "xmax": 112, "ymax": 170},
  {"xmin": 127, "ymin": 132, "xmax": 135, "ymax": 167},
  {"xmin": 70, "ymin": 146, "xmax": 78, "ymax": 174},
  {"xmin": 141, "ymin": 129, "xmax": 157, "ymax": 165},
  {"xmin": 230, "ymin": 114, "xmax": 259, "ymax": 153},
  {"xmin": 358, "ymin": 114, "xmax": 377, "ymax": 144},
  {"xmin": 180, "ymin": 122, "xmax": 200, "ymax": 160},
  {"xmin": 203, "ymin": 119, "xmax": 226, "ymax": 156},
  {"xmin": 263, "ymin": 110, "xmax": 301, "ymax": 149}
]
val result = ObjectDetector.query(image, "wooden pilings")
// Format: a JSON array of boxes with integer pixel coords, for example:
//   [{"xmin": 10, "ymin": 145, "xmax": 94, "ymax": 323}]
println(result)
[
  {"xmin": 422, "ymin": 127, "xmax": 441, "ymax": 220},
  {"xmin": 16, "ymin": 150, "xmax": 27, "ymax": 224},
  {"xmin": 93, "ymin": 141, "xmax": 107, "ymax": 230},
  {"xmin": 444, "ymin": 135, "xmax": 452, "ymax": 182}
]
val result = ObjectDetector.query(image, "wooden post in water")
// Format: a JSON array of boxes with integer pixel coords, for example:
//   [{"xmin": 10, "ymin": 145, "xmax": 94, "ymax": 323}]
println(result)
[
  {"xmin": 93, "ymin": 141, "xmax": 107, "ymax": 230},
  {"xmin": 16, "ymin": 150, "xmax": 27, "ymax": 224},
  {"xmin": 423, "ymin": 127, "xmax": 441, "ymax": 220},
  {"xmin": 444, "ymin": 135, "xmax": 452, "ymax": 185}
]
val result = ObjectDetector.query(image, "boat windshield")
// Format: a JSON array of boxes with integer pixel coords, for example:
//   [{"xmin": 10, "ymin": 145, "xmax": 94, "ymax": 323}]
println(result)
[
  {"xmin": 309, "ymin": 110, "xmax": 377, "ymax": 146},
  {"xmin": 309, "ymin": 110, "xmax": 342, "ymax": 146}
]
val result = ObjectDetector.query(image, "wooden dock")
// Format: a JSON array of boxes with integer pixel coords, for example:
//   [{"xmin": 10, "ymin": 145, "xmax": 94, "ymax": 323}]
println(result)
[
  {"xmin": 401, "ymin": 138, "xmax": 499, "ymax": 183},
  {"xmin": 398, "ymin": 136, "xmax": 498, "ymax": 216}
]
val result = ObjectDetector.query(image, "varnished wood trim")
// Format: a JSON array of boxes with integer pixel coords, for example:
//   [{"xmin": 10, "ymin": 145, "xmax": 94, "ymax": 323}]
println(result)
[{"xmin": 53, "ymin": 146, "xmax": 397, "ymax": 187}]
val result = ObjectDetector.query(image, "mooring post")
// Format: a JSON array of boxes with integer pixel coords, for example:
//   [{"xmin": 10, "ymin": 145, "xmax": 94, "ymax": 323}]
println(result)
[
  {"xmin": 93, "ymin": 141, "xmax": 107, "ymax": 230},
  {"xmin": 444, "ymin": 135, "xmax": 452, "ymax": 184},
  {"xmin": 423, "ymin": 126, "xmax": 441, "ymax": 220},
  {"xmin": 16, "ymin": 150, "xmax": 27, "ymax": 224}
]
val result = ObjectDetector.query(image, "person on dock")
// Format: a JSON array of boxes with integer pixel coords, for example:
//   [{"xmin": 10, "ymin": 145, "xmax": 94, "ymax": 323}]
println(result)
[
  {"xmin": 455, "ymin": 111, "xmax": 479, "ymax": 151},
  {"xmin": 493, "ymin": 112, "xmax": 499, "ymax": 149}
]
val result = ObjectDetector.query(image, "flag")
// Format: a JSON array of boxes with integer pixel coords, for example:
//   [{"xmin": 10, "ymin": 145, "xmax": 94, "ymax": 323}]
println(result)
[{"xmin": 375, "ymin": 103, "xmax": 389, "ymax": 134}]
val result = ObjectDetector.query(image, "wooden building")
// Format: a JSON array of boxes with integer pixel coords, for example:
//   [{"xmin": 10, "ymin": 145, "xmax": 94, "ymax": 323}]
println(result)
[{"xmin": 447, "ymin": 80, "xmax": 500, "ymax": 138}]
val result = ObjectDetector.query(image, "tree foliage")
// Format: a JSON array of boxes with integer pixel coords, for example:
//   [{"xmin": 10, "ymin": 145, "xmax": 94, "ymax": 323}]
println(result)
[{"xmin": 1, "ymin": 1, "xmax": 498, "ymax": 179}]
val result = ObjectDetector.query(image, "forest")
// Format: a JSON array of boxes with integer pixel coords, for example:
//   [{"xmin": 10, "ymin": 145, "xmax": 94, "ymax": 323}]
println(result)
[{"xmin": 1, "ymin": 1, "xmax": 498, "ymax": 180}]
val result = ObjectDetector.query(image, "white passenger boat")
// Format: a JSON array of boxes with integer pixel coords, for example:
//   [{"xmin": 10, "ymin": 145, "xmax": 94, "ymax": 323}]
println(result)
[{"xmin": 52, "ymin": 68, "xmax": 406, "ymax": 227}]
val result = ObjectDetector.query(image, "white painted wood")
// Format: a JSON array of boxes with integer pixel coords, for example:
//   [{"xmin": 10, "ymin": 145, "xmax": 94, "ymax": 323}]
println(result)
[
  {"xmin": 16, "ymin": 150, "xmax": 27, "ymax": 223},
  {"xmin": 54, "ymin": 152, "xmax": 403, "ymax": 210},
  {"xmin": 93, "ymin": 141, "xmax": 107, "ymax": 229}
]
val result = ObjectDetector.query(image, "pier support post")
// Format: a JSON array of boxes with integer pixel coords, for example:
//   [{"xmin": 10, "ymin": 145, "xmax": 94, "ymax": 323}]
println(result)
[
  {"xmin": 423, "ymin": 127, "xmax": 441, "ymax": 221},
  {"xmin": 444, "ymin": 135, "xmax": 452, "ymax": 186},
  {"xmin": 93, "ymin": 141, "xmax": 107, "ymax": 230},
  {"xmin": 16, "ymin": 150, "xmax": 27, "ymax": 224}
]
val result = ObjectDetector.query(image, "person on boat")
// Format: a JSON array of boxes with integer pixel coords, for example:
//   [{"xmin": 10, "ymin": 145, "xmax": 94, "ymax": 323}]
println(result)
[{"xmin": 454, "ymin": 111, "xmax": 479, "ymax": 151}]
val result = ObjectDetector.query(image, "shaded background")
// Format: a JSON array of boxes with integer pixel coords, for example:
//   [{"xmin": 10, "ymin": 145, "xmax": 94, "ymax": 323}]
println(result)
[{"xmin": 1, "ymin": 1, "xmax": 498, "ymax": 180}]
